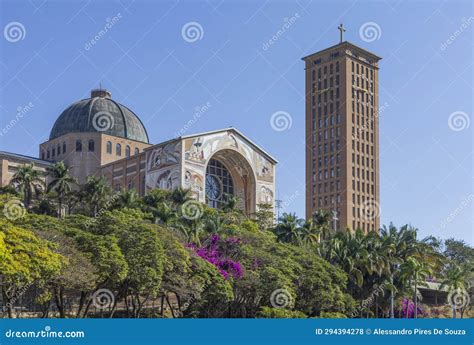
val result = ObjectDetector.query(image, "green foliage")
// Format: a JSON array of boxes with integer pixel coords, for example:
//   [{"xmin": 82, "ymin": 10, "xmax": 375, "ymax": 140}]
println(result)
[
  {"xmin": 253, "ymin": 203, "xmax": 274, "ymax": 230},
  {"xmin": 1, "ymin": 184, "xmax": 471, "ymax": 320},
  {"xmin": 319, "ymin": 311, "xmax": 348, "ymax": 318},
  {"xmin": 0, "ymin": 218, "xmax": 64, "ymax": 316},
  {"xmin": 257, "ymin": 307, "xmax": 307, "ymax": 318}
]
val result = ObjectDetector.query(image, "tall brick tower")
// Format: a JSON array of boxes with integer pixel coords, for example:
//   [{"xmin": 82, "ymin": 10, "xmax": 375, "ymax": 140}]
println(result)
[{"xmin": 303, "ymin": 27, "xmax": 381, "ymax": 232}]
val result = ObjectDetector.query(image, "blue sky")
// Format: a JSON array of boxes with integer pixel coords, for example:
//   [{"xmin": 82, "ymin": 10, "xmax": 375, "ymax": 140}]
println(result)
[{"xmin": 0, "ymin": 0, "xmax": 472, "ymax": 244}]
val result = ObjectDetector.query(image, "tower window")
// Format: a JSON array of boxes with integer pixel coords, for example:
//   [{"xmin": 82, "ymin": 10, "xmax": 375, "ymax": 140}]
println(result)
[
  {"xmin": 76, "ymin": 140, "xmax": 82, "ymax": 152},
  {"xmin": 52, "ymin": 148, "xmax": 55, "ymax": 157},
  {"xmin": 41, "ymin": 151, "xmax": 45, "ymax": 160},
  {"xmin": 116, "ymin": 143, "xmax": 122, "ymax": 156},
  {"xmin": 106, "ymin": 141, "xmax": 112, "ymax": 154},
  {"xmin": 134, "ymin": 148, "xmax": 139, "ymax": 156},
  {"xmin": 63, "ymin": 142, "xmax": 66, "ymax": 153},
  {"xmin": 57, "ymin": 144, "xmax": 61, "ymax": 155},
  {"xmin": 125, "ymin": 145, "xmax": 130, "ymax": 158},
  {"xmin": 88, "ymin": 139, "xmax": 95, "ymax": 152}
]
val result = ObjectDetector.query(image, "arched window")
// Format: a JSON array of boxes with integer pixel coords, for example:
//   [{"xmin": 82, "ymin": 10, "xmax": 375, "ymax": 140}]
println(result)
[
  {"xmin": 47, "ymin": 150, "xmax": 50, "ymax": 159},
  {"xmin": 106, "ymin": 141, "xmax": 112, "ymax": 154},
  {"xmin": 76, "ymin": 140, "xmax": 82, "ymax": 152},
  {"xmin": 205, "ymin": 158, "xmax": 234, "ymax": 209},
  {"xmin": 41, "ymin": 151, "xmax": 45, "ymax": 160},
  {"xmin": 88, "ymin": 139, "xmax": 95, "ymax": 152},
  {"xmin": 134, "ymin": 148, "xmax": 139, "ymax": 156},
  {"xmin": 116, "ymin": 143, "xmax": 122, "ymax": 156},
  {"xmin": 62, "ymin": 142, "xmax": 66, "ymax": 153},
  {"xmin": 125, "ymin": 145, "xmax": 130, "ymax": 158},
  {"xmin": 52, "ymin": 148, "xmax": 56, "ymax": 157},
  {"xmin": 57, "ymin": 144, "xmax": 61, "ymax": 155}
]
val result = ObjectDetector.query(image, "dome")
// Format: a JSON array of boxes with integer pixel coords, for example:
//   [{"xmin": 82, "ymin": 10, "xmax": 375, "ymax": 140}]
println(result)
[{"xmin": 49, "ymin": 89, "xmax": 149, "ymax": 143}]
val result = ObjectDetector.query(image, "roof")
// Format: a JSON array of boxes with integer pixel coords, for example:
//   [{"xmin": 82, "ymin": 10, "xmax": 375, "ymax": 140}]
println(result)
[
  {"xmin": 146, "ymin": 127, "xmax": 278, "ymax": 164},
  {"xmin": 301, "ymin": 41, "xmax": 382, "ymax": 61},
  {"xmin": 49, "ymin": 90, "xmax": 149, "ymax": 143},
  {"xmin": 0, "ymin": 151, "xmax": 53, "ymax": 166}
]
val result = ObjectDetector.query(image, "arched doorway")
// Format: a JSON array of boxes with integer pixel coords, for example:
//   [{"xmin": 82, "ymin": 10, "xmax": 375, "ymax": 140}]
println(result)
[{"xmin": 204, "ymin": 149, "xmax": 256, "ymax": 215}]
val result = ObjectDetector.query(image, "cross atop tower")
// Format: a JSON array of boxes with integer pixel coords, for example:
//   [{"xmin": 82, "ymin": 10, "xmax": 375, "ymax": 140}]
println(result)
[{"xmin": 338, "ymin": 23, "xmax": 346, "ymax": 43}]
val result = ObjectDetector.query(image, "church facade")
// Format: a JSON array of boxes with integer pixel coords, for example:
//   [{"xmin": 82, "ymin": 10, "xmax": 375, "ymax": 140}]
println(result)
[{"xmin": 1, "ymin": 89, "xmax": 277, "ymax": 215}]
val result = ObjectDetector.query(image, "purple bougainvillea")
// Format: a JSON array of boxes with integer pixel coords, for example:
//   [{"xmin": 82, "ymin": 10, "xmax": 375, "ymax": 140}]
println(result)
[
  {"xmin": 189, "ymin": 234, "xmax": 244, "ymax": 279},
  {"xmin": 400, "ymin": 298, "xmax": 423, "ymax": 318}
]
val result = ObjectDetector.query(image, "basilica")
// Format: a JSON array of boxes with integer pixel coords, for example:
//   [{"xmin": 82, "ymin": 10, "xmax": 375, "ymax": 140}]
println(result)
[{"xmin": 0, "ymin": 89, "xmax": 277, "ymax": 215}]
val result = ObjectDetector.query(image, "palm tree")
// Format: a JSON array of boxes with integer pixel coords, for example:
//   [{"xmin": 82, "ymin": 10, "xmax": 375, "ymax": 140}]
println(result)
[
  {"xmin": 114, "ymin": 189, "xmax": 141, "ymax": 209},
  {"xmin": 83, "ymin": 176, "xmax": 112, "ymax": 216},
  {"xmin": 327, "ymin": 229, "xmax": 368, "ymax": 289},
  {"xmin": 204, "ymin": 214, "xmax": 227, "ymax": 234},
  {"xmin": 169, "ymin": 187, "xmax": 192, "ymax": 208},
  {"xmin": 440, "ymin": 264, "xmax": 470, "ymax": 318},
  {"xmin": 312, "ymin": 210, "xmax": 332, "ymax": 240},
  {"xmin": 380, "ymin": 224, "xmax": 420, "ymax": 318},
  {"xmin": 400, "ymin": 257, "xmax": 432, "ymax": 318},
  {"xmin": 154, "ymin": 202, "xmax": 177, "ymax": 225},
  {"xmin": 299, "ymin": 219, "xmax": 320, "ymax": 247},
  {"xmin": 10, "ymin": 164, "xmax": 44, "ymax": 208},
  {"xmin": 46, "ymin": 162, "xmax": 76, "ymax": 217},
  {"xmin": 222, "ymin": 194, "xmax": 239, "ymax": 212},
  {"xmin": 274, "ymin": 213, "xmax": 303, "ymax": 245}
]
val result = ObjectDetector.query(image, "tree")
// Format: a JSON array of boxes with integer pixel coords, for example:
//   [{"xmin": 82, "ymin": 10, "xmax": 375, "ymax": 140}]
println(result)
[
  {"xmin": 274, "ymin": 213, "xmax": 303, "ymax": 245},
  {"xmin": 299, "ymin": 219, "xmax": 320, "ymax": 247},
  {"xmin": 82, "ymin": 176, "xmax": 112, "ymax": 216},
  {"xmin": 0, "ymin": 219, "xmax": 63, "ymax": 318},
  {"xmin": 440, "ymin": 264, "xmax": 470, "ymax": 318},
  {"xmin": 312, "ymin": 210, "xmax": 332, "ymax": 240},
  {"xmin": 98, "ymin": 210, "xmax": 164, "ymax": 318},
  {"xmin": 9, "ymin": 164, "xmax": 44, "ymax": 208},
  {"xmin": 46, "ymin": 162, "xmax": 76, "ymax": 217},
  {"xmin": 400, "ymin": 257, "xmax": 432, "ymax": 318},
  {"xmin": 13, "ymin": 213, "xmax": 97, "ymax": 317},
  {"xmin": 169, "ymin": 187, "xmax": 192, "ymax": 208},
  {"xmin": 253, "ymin": 203, "xmax": 274, "ymax": 230},
  {"xmin": 222, "ymin": 194, "xmax": 239, "ymax": 212},
  {"xmin": 112, "ymin": 189, "xmax": 141, "ymax": 210}
]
